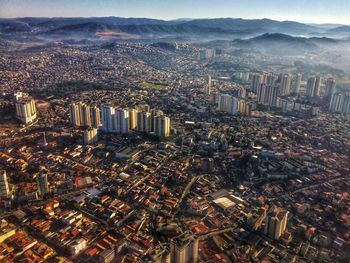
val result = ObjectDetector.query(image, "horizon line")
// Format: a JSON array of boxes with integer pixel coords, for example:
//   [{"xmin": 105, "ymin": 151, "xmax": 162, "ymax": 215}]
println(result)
[{"xmin": 0, "ymin": 16, "xmax": 347, "ymax": 25}]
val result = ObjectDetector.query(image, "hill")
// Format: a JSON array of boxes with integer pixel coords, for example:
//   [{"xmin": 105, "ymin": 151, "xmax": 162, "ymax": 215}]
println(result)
[
  {"xmin": 0, "ymin": 17, "xmax": 332, "ymax": 39},
  {"xmin": 232, "ymin": 33, "xmax": 319, "ymax": 54}
]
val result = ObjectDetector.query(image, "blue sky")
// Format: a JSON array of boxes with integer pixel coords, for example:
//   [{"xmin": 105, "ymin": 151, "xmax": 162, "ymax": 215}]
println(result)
[{"xmin": 1, "ymin": 0, "xmax": 349, "ymax": 24}]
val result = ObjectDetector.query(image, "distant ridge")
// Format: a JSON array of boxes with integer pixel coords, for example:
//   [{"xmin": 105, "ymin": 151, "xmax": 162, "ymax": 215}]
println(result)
[
  {"xmin": 0, "ymin": 17, "xmax": 349, "ymax": 42},
  {"xmin": 232, "ymin": 33, "xmax": 318, "ymax": 51},
  {"xmin": 0, "ymin": 17, "xmax": 338, "ymax": 37},
  {"xmin": 327, "ymin": 25, "xmax": 350, "ymax": 34}
]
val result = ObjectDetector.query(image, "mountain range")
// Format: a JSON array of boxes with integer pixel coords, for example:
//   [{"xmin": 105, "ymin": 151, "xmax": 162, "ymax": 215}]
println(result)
[{"xmin": 0, "ymin": 17, "xmax": 349, "ymax": 40}]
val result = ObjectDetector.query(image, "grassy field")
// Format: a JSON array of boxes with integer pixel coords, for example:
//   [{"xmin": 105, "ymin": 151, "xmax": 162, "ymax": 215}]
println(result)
[{"xmin": 142, "ymin": 82, "xmax": 167, "ymax": 90}]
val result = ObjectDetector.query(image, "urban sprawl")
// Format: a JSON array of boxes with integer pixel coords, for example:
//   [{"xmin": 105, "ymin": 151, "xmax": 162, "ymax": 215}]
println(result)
[{"xmin": 0, "ymin": 42, "xmax": 349, "ymax": 263}]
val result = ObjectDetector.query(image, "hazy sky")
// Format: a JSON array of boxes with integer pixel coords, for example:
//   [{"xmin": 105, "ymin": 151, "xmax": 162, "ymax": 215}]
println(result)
[{"xmin": 1, "ymin": 0, "xmax": 350, "ymax": 24}]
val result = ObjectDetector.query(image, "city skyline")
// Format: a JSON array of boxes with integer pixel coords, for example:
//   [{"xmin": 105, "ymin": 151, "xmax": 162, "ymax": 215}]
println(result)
[
  {"xmin": 1, "ymin": 0, "xmax": 350, "ymax": 262},
  {"xmin": 1, "ymin": 0, "xmax": 350, "ymax": 24}
]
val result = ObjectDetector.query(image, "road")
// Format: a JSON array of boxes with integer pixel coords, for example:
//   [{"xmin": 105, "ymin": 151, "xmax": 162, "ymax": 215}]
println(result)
[
  {"xmin": 273, "ymin": 173, "xmax": 350, "ymax": 200},
  {"xmin": 174, "ymin": 175, "xmax": 201, "ymax": 210}
]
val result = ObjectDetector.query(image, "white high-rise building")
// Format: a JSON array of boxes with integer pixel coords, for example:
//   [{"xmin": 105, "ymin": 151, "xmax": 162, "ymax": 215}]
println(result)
[
  {"xmin": 264, "ymin": 206, "xmax": 289, "ymax": 240},
  {"xmin": 84, "ymin": 127, "xmax": 98, "ymax": 145},
  {"xmin": 306, "ymin": 77, "xmax": 317, "ymax": 97},
  {"xmin": 218, "ymin": 94, "xmax": 238, "ymax": 115},
  {"xmin": 0, "ymin": 170, "xmax": 10, "ymax": 198},
  {"xmin": 210, "ymin": 92, "xmax": 219, "ymax": 106},
  {"xmin": 257, "ymin": 84, "xmax": 279, "ymax": 107},
  {"xmin": 90, "ymin": 106, "xmax": 101, "ymax": 128},
  {"xmin": 342, "ymin": 93, "xmax": 350, "ymax": 115},
  {"xmin": 101, "ymin": 105, "xmax": 115, "ymax": 132},
  {"xmin": 170, "ymin": 233, "xmax": 198, "ymax": 263},
  {"xmin": 81, "ymin": 104, "xmax": 91, "ymax": 126},
  {"xmin": 150, "ymin": 109, "xmax": 164, "ymax": 132},
  {"xmin": 314, "ymin": 76, "xmax": 322, "ymax": 97},
  {"xmin": 280, "ymin": 74, "xmax": 292, "ymax": 96},
  {"xmin": 278, "ymin": 98, "xmax": 289, "ymax": 113},
  {"xmin": 70, "ymin": 103, "xmax": 97, "ymax": 127},
  {"xmin": 236, "ymin": 99, "xmax": 255, "ymax": 116},
  {"xmin": 137, "ymin": 111, "xmax": 152, "ymax": 133},
  {"xmin": 15, "ymin": 93, "xmax": 37, "ymax": 125},
  {"xmin": 128, "ymin": 108, "xmax": 138, "ymax": 130},
  {"xmin": 70, "ymin": 103, "xmax": 82, "ymax": 127},
  {"xmin": 154, "ymin": 115, "xmax": 171, "ymax": 138},
  {"xmin": 206, "ymin": 75, "xmax": 212, "ymax": 95},
  {"xmin": 114, "ymin": 108, "xmax": 129, "ymax": 134},
  {"xmin": 250, "ymin": 73, "xmax": 263, "ymax": 93},
  {"xmin": 325, "ymin": 78, "xmax": 336, "ymax": 97},
  {"xmin": 329, "ymin": 93, "xmax": 344, "ymax": 112},
  {"xmin": 237, "ymin": 99, "xmax": 246, "ymax": 114},
  {"xmin": 266, "ymin": 73, "xmax": 277, "ymax": 86},
  {"xmin": 293, "ymin": 73, "xmax": 302, "ymax": 94},
  {"xmin": 329, "ymin": 93, "xmax": 350, "ymax": 115}
]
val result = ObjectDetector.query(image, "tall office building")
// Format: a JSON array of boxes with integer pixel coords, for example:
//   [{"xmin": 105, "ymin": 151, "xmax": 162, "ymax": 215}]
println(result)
[
  {"xmin": 84, "ymin": 127, "xmax": 98, "ymax": 145},
  {"xmin": 229, "ymin": 96, "xmax": 238, "ymax": 115},
  {"xmin": 81, "ymin": 103, "xmax": 92, "ymax": 126},
  {"xmin": 342, "ymin": 93, "xmax": 350, "ymax": 115},
  {"xmin": 15, "ymin": 93, "xmax": 37, "ymax": 125},
  {"xmin": 250, "ymin": 73, "xmax": 263, "ymax": 93},
  {"xmin": 293, "ymin": 101, "xmax": 302, "ymax": 112},
  {"xmin": 278, "ymin": 98, "xmax": 289, "ymax": 113},
  {"xmin": 306, "ymin": 77, "xmax": 317, "ymax": 97},
  {"xmin": 234, "ymin": 72, "xmax": 250, "ymax": 82},
  {"xmin": 264, "ymin": 206, "xmax": 289, "ymax": 239},
  {"xmin": 325, "ymin": 78, "xmax": 336, "ymax": 97},
  {"xmin": 247, "ymin": 208, "xmax": 267, "ymax": 230},
  {"xmin": 329, "ymin": 93, "xmax": 350, "ymax": 115},
  {"xmin": 209, "ymin": 92, "xmax": 219, "ymax": 106},
  {"xmin": 293, "ymin": 73, "xmax": 302, "ymax": 94},
  {"xmin": 244, "ymin": 102, "xmax": 254, "ymax": 117},
  {"xmin": 261, "ymin": 72, "xmax": 268, "ymax": 84},
  {"xmin": 231, "ymin": 88, "xmax": 246, "ymax": 99},
  {"xmin": 218, "ymin": 94, "xmax": 238, "ymax": 115},
  {"xmin": 266, "ymin": 73, "xmax": 277, "ymax": 86},
  {"xmin": 314, "ymin": 76, "xmax": 322, "ymax": 97},
  {"xmin": 137, "ymin": 111, "xmax": 152, "ymax": 133},
  {"xmin": 90, "ymin": 106, "xmax": 101, "ymax": 128},
  {"xmin": 206, "ymin": 75, "xmax": 212, "ymax": 95},
  {"xmin": 150, "ymin": 109, "xmax": 164, "ymax": 132},
  {"xmin": 197, "ymin": 49, "xmax": 215, "ymax": 60},
  {"xmin": 236, "ymin": 99, "xmax": 255, "ymax": 116},
  {"xmin": 128, "ymin": 108, "xmax": 138, "ymax": 130},
  {"xmin": 114, "ymin": 108, "xmax": 129, "ymax": 134},
  {"xmin": 329, "ymin": 93, "xmax": 344, "ymax": 113},
  {"xmin": 237, "ymin": 99, "xmax": 246, "ymax": 114},
  {"xmin": 205, "ymin": 49, "xmax": 216, "ymax": 58},
  {"xmin": 36, "ymin": 174, "xmax": 49, "ymax": 198},
  {"xmin": 70, "ymin": 103, "xmax": 96, "ymax": 127},
  {"xmin": 154, "ymin": 115, "xmax": 171, "ymax": 138},
  {"xmin": 101, "ymin": 105, "xmax": 115, "ymax": 132},
  {"xmin": 70, "ymin": 103, "xmax": 82, "ymax": 127},
  {"xmin": 280, "ymin": 74, "xmax": 292, "ymax": 96},
  {"xmin": 197, "ymin": 50, "xmax": 206, "ymax": 60},
  {"xmin": 0, "ymin": 170, "xmax": 10, "ymax": 198},
  {"xmin": 170, "ymin": 233, "xmax": 198, "ymax": 263},
  {"xmin": 256, "ymin": 84, "xmax": 279, "ymax": 107}
]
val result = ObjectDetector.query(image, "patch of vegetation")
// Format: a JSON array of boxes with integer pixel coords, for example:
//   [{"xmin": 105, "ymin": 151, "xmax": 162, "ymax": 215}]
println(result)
[{"xmin": 142, "ymin": 82, "xmax": 167, "ymax": 90}]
